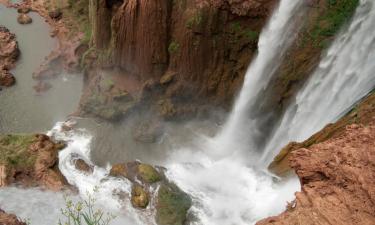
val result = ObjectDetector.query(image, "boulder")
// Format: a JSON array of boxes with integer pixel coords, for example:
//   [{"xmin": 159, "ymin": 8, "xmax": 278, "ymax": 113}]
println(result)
[
  {"xmin": 131, "ymin": 185, "xmax": 149, "ymax": 208},
  {"xmin": 48, "ymin": 9, "xmax": 62, "ymax": 20},
  {"xmin": 137, "ymin": 163, "xmax": 161, "ymax": 183},
  {"xmin": 0, "ymin": 70, "xmax": 15, "ymax": 87},
  {"xmin": 17, "ymin": 7, "xmax": 31, "ymax": 14},
  {"xmin": 156, "ymin": 183, "xmax": 192, "ymax": 225},
  {"xmin": 74, "ymin": 158, "xmax": 93, "ymax": 174},
  {"xmin": 17, "ymin": 13, "xmax": 32, "ymax": 24}
]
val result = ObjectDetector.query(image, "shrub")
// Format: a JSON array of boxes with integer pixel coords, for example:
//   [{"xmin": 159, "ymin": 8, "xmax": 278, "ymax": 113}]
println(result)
[{"xmin": 58, "ymin": 192, "xmax": 115, "ymax": 225}]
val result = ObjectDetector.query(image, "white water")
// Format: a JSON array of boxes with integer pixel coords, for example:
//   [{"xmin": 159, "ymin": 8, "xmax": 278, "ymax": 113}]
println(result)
[
  {"xmin": 260, "ymin": 0, "xmax": 375, "ymax": 165},
  {"xmin": 213, "ymin": 0, "xmax": 304, "ymax": 160}
]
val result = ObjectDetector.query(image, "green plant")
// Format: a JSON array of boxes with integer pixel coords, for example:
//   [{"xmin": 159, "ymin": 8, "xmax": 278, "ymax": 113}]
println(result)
[
  {"xmin": 186, "ymin": 11, "xmax": 203, "ymax": 29},
  {"xmin": 58, "ymin": 192, "xmax": 115, "ymax": 225},
  {"xmin": 168, "ymin": 41, "xmax": 180, "ymax": 54}
]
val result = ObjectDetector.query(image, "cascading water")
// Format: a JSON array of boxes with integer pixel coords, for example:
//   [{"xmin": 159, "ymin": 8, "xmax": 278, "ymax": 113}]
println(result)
[
  {"xmin": 212, "ymin": 0, "xmax": 305, "ymax": 160},
  {"xmin": 260, "ymin": 0, "xmax": 375, "ymax": 165}
]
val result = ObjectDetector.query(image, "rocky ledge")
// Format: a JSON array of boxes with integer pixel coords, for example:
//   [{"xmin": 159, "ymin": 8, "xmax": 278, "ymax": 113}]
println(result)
[
  {"xmin": 0, "ymin": 134, "xmax": 68, "ymax": 191},
  {"xmin": 0, "ymin": 26, "xmax": 19, "ymax": 88},
  {"xmin": 0, "ymin": 209, "xmax": 27, "ymax": 225},
  {"xmin": 257, "ymin": 121, "xmax": 375, "ymax": 225}
]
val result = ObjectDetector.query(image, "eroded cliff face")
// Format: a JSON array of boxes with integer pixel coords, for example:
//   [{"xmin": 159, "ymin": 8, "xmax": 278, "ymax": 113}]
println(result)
[
  {"xmin": 257, "ymin": 121, "xmax": 375, "ymax": 225},
  {"xmin": 80, "ymin": 0, "xmax": 277, "ymax": 120}
]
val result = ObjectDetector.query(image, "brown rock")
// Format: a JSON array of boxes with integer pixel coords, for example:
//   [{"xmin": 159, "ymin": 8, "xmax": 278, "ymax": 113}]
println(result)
[
  {"xmin": 74, "ymin": 158, "xmax": 93, "ymax": 174},
  {"xmin": 0, "ymin": 70, "xmax": 15, "ymax": 87},
  {"xmin": 48, "ymin": 9, "xmax": 62, "ymax": 20},
  {"xmin": 33, "ymin": 81, "xmax": 52, "ymax": 93},
  {"xmin": 0, "ymin": 209, "xmax": 27, "ymax": 225},
  {"xmin": 17, "ymin": 13, "xmax": 32, "ymax": 24},
  {"xmin": 109, "ymin": 163, "xmax": 129, "ymax": 178},
  {"xmin": 131, "ymin": 185, "xmax": 149, "ymax": 208},
  {"xmin": 17, "ymin": 7, "xmax": 31, "ymax": 14},
  {"xmin": 257, "ymin": 122, "xmax": 375, "ymax": 225}
]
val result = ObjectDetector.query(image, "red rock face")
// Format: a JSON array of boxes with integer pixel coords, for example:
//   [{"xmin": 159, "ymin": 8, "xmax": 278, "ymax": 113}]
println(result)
[
  {"xmin": 257, "ymin": 121, "xmax": 375, "ymax": 225},
  {"xmin": 82, "ymin": 0, "xmax": 277, "ymax": 119}
]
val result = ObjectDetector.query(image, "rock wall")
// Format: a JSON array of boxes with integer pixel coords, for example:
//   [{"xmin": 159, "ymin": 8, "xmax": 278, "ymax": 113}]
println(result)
[
  {"xmin": 257, "ymin": 121, "xmax": 375, "ymax": 225},
  {"xmin": 80, "ymin": 0, "xmax": 277, "ymax": 119}
]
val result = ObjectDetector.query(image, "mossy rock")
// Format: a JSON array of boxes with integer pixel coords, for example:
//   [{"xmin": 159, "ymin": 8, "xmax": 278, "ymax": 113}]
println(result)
[
  {"xmin": 109, "ymin": 163, "xmax": 128, "ymax": 178},
  {"xmin": 131, "ymin": 185, "xmax": 149, "ymax": 208},
  {"xmin": 137, "ymin": 164, "xmax": 161, "ymax": 183},
  {"xmin": 0, "ymin": 134, "xmax": 36, "ymax": 169},
  {"xmin": 156, "ymin": 183, "xmax": 192, "ymax": 225}
]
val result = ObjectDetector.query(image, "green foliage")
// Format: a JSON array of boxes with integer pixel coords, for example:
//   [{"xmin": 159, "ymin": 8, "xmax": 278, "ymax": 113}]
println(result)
[
  {"xmin": 0, "ymin": 134, "xmax": 36, "ymax": 168},
  {"xmin": 59, "ymin": 192, "xmax": 115, "ymax": 225},
  {"xmin": 230, "ymin": 21, "xmax": 259, "ymax": 43},
  {"xmin": 186, "ymin": 11, "xmax": 203, "ymax": 29},
  {"xmin": 168, "ymin": 41, "xmax": 180, "ymax": 54},
  {"xmin": 244, "ymin": 29, "xmax": 259, "ymax": 41},
  {"xmin": 310, "ymin": 0, "xmax": 359, "ymax": 47}
]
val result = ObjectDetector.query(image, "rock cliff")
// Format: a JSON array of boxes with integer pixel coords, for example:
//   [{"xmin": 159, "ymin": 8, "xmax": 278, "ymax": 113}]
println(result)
[
  {"xmin": 79, "ymin": 0, "xmax": 277, "ymax": 120},
  {"xmin": 257, "ymin": 121, "xmax": 375, "ymax": 225}
]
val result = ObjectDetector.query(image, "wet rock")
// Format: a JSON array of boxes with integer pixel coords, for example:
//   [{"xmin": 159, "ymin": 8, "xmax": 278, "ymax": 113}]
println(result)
[
  {"xmin": 33, "ymin": 81, "xmax": 52, "ymax": 93},
  {"xmin": 0, "ymin": 69, "xmax": 15, "ymax": 87},
  {"xmin": 137, "ymin": 163, "xmax": 161, "ymax": 183},
  {"xmin": 48, "ymin": 8, "xmax": 62, "ymax": 20},
  {"xmin": 74, "ymin": 158, "xmax": 94, "ymax": 174},
  {"xmin": 0, "ymin": 209, "xmax": 27, "ymax": 225},
  {"xmin": 0, "ymin": 26, "xmax": 19, "ymax": 79},
  {"xmin": 131, "ymin": 185, "xmax": 149, "ymax": 208},
  {"xmin": 156, "ymin": 183, "xmax": 192, "ymax": 225},
  {"xmin": 132, "ymin": 120, "xmax": 164, "ymax": 143},
  {"xmin": 17, "ymin": 13, "xmax": 32, "ymax": 24},
  {"xmin": 17, "ymin": 7, "xmax": 31, "ymax": 14},
  {"xmin": 109, "ymin": 161, "xmax": 191, "ymax": 224},
  {"xmin": 109, "ymin": 163, "xmax": 128, "ymax": 178}
]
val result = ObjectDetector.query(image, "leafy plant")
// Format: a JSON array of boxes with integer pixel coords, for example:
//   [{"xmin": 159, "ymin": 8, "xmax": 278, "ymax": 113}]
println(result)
[
  {"xmin": 58, "ymin": 192, "xmax": 115, "ymax": 225},
  {"xmin": 168, "ymin": 41, "xmax": 180, "ymax": 54}
]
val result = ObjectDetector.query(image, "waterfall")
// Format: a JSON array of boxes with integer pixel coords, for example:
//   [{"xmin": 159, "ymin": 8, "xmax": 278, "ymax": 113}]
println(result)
[
  {"xmin": 213, "ymin": 0, "xmax": 304, "ymax": 160},
  {"xmin": 260, "ymin": 0, "xmax": 375, "ymax": 165}
]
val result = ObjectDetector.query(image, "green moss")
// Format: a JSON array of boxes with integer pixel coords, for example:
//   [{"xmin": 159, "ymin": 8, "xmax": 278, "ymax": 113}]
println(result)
[
  {"xmin": 0, "ymin": 134, "xmax": 36, "ymax": 169},
  {"xmin": 310, "ymin": 0, "xmax": 359, "ymax": 47},
  {"xmin": 186, "ymin": 11, "xmax": 203, "ymax": 29},
  {"xmin": 156, "ymin": 183, "xmax": 192, "ymax": 225},
  {"xmin": 244, "ymin": 29, "xmax": 259, "ymax": 41},
  {"xmin": 99, "ymin": 77, "xmax": 115, "ymax": 91},
  {"xmin": 137, "ymin": 164, "xmax": 161, "ymax": 183},
  {"xmin": 168, "ymin": 41, "xmax": 180, "ymax": 54}
]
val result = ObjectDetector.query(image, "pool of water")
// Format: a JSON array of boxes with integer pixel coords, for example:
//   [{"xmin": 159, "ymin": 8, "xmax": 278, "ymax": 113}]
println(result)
[{"xmin": 0, "ymin": 5, "xmax": 83, "ymax": 133}]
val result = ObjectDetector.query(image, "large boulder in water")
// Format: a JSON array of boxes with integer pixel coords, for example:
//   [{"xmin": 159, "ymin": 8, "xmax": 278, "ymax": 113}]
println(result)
[
  {"xmin": 17, "ymin": 13, "xmax": 32, "ymax": 24},
  {"xmin": 109, "ymin": 161, "xmax": 192, "ymax": 225}
]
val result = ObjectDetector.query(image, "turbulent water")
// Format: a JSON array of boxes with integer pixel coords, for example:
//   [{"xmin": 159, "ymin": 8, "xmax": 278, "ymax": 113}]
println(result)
[{"xmin": 2, "ymin": 0, "xmax": 375, "ymax": 225}]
